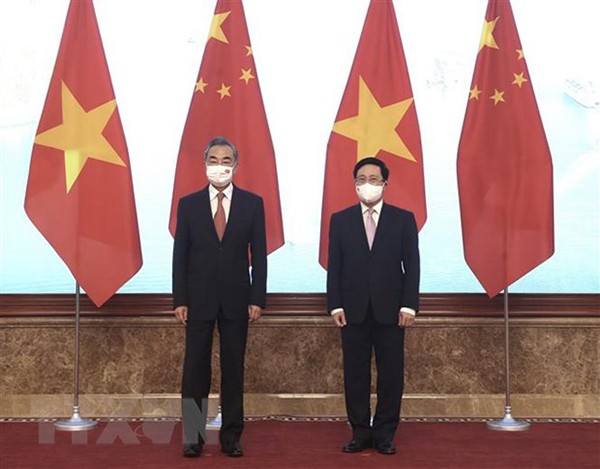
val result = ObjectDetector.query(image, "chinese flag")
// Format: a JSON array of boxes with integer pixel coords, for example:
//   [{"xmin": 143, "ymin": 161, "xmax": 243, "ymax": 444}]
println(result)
[
  {"xmin": 457, "ymin": 0, "xmax": 554, "ymax": 298},
  {"xmin": 24, "ymin": 0, "xmax": 142, "ymax": 307},
  {"xmin": 319, "ymin": 0, "xmax": 426, "ymax": 269},
  {"xmin": 169, "ymin": 0, "xmax": 284, "ymax": 255}
]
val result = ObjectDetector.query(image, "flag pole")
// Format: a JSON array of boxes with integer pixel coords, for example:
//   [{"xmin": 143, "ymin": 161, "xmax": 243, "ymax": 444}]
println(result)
[
  {"xmin": 486, "ymin": 287, "xmax": 530, "ymax": 431},
  {"xmin": 54, "ymin": 282, "xmax": 97, "ymax": 431}
]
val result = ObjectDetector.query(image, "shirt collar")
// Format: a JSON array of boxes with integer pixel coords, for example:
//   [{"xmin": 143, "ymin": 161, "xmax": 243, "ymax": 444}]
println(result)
[
  {"xmin": 360, "ymin": 199, "xmax": 383, "ymax": 215},
  {"xmin": 209, "ymin": 183, "xmax": 233, "ymax": 200}
]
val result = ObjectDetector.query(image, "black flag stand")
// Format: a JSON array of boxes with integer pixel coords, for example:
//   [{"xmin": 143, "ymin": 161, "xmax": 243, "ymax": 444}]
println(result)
[
  {"xmin": 486, "ymin": 287, "xmax": 530, "ymax": 431},
  {"xmin": 54, "ymin": 282, "xmax": 97, "ymax": 431}
]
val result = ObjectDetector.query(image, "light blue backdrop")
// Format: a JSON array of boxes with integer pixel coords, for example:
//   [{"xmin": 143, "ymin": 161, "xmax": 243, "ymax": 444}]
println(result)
[{"xmin": 1, "ymin": 0, "xmax": 598, "ymax": 294}]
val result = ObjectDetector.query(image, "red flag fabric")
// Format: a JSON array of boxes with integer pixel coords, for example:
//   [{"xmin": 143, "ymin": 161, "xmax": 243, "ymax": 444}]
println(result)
[
  {"xmin": 24, "ymin": 0, "xmax": 142, "ymax": 307},
  {"xmin": 319, "ymin": 0, "xmax": 426, "ymax": 269},
  {"xmin": 169, "ymin": 0, "xmax": 284, "ymax": 255},
  {"xmin": 457, "ymin": 0, "xmax": 554, "ymax": 298}
]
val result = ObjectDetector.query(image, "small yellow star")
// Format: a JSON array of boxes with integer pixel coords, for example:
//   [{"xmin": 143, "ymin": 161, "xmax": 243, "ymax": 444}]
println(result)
[
  {"xmin": 217, "ymin": 83, "xmax": 231, "ymax": 99},
  {"xmin": 208, "ymin": 11, "xmax": 231, "ymax": 44},
  {"xmin": 512, "ymin": 72, "xmax": 528, "ymax": 88},
  {"xmin": 239, "ymin": 68, "xmax": 255, "ymax": 84},
  {"xmin": 490, "ymin": 89, "xmax": 505, "ymax": 105},
  {"xmin": 34, "ymin": 81, "xmax": 126, "ymax": 193},
  {"xmin": 479, "ymin": 16, "xmax": 500, "ymax": 51},
  {"xmin": 469, "ymin": 85, "xmax": 482, "ymax": 100},
  {"xmin": 195, "ymin": 77, "xmax": 208, "ymax": 93},
  {"xmin": 245, "ymin": 45, "xmax": 253, "ymax": 56},
  {"xmin": 516, "ymin": 49, "xmax": 525, "ymax": 60}
]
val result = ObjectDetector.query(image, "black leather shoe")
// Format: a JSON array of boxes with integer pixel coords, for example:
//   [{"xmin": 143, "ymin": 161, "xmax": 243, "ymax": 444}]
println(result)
[
  {"xmin": 342, "ymin": 439, "xmax": 373, "ymax": 453},
  {"xmin": 182, "ymin": 443, "xmax": 202, "ymax": 457},
  {"xmin": 221, "ymin": 442, "xmax": 244, "ymax": 457},
  {"xmin": 375, "ymin": 440, "xmax": 396, "ymax": 455}
]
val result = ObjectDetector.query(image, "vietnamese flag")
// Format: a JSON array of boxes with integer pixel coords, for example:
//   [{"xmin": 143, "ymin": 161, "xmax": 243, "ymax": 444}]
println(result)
[
  {"xmin": 24, "ymin": 0, "xmax": 142, "ymax": 307},
  {"xmin": 169, "ymin": 0, "xmax": 284, "ymax": 255},
  {"xmin": 319, "ymin": 0, "xmax": 426, "ymax": 269},
  {"xmin": 457, "ymin": 0, "xmax": 554, "ymax": 298}
]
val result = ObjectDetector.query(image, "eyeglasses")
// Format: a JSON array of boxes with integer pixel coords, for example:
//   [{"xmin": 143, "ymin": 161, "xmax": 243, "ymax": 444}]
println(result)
[{"xmin": 355, "ymin": 176, "xmax": 385, "ymax": 186}]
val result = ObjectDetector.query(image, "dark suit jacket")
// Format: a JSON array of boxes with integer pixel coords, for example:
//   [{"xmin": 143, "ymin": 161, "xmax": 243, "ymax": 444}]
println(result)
[
  {"xmin": 172, "ymin": 185, "xmax": 267, "ymax": 320},
  {"xmin": 327, "ymin": 202, "xmax": 420, "ymax": 325}
]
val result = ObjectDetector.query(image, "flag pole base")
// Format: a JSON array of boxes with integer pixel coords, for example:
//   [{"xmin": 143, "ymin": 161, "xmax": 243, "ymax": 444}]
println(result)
[
  {"xmin": 54, "ymin": 406, "xmax": 97, "ymax": 432},
  {"xmin": 486, "ymin": 407, "xmax": 530, "ymax": 432},
  {"xmin": 206, "ymin": 406, "xmax": 222, "ymax": 430}
]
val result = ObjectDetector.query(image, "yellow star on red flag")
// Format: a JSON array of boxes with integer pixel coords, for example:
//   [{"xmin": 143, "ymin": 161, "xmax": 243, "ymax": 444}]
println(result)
[
  {"xmin": 24, "ymin": 0, "xmax": 142, "ymax": 307},
  {"xmin": 169, "ymin": 0, "xmax": 284, "ymax": 255},
  {"xmin": 479, "ymin": 16, "xmax": 500, "ymax": 51},
  {"xmin": 208, "ymin": 11, "xmax": 231, "ymax": 43},
  {"xmin": 512, "ymin": 72, "xmax": 528, "ymax": 88},
  {"xmin": 319, "ymin": 0, "xmax": 427, "ymax": 268},
  {"xmin": 34, "ymin": 81, "xmax": 125, "ymax": 192},
  {"xmin": 239, "ymin": 68, "xmax": 255, "ymax": 84},
  {"xmin": 195, "ymin": 77, "xmax": 208, "ymax": 93},
  {"xmin": 333, "ymin": 76, "xmax": 416, "ymax": 162},
  {"xmin": 457, "ymin": 0, "xmax": 554, "ymax": 298},
  {"xmin": 216, "ymin": 83, "xmax": 231, "ymax": 99},
  {"xmin": 470, "ymin": 85, "xmax": 483, "ymax": 100},
  {"xmin": 489, "ymin": 88, "xmax": 505, "ymax": 105}
]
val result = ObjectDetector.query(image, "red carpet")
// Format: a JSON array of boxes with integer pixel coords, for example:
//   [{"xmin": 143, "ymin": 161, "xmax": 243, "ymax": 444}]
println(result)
[{"xmin": 1, "ymin": 419, "xmax": 598, "ymax": 468}]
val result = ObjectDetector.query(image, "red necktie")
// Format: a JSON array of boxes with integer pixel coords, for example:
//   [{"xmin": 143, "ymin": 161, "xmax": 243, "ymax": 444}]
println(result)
[{"xmin": 214, "ymin": 192, "xmax": 226, "ymax": 241}]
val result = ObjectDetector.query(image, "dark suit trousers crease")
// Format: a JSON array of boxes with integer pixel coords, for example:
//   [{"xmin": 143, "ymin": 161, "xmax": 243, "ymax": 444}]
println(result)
[
  {"xmin": 341, "ymin": 308, "xmax": 405, "ymax": 442},
  {"xmin": 181, "ymin": 311, "xmax": 248, "ymax": 445}
]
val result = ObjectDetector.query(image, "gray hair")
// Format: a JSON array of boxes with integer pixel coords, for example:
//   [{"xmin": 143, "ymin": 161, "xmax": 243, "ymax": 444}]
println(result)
[{"xmin": 203, "ymin": 136, "xmax": 239, "ymax": 163}]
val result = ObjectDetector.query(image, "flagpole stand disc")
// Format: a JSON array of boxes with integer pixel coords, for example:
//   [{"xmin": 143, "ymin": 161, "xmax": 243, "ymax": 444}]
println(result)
[
  {"xmin": 206, "ymin": 406, "xmax": 222, "ymax": 430},
  {"xmin": 54, "ymin": 406, "xmax": 97, "ymax": 431},
  {"xmin": 486, "ymin": 407, "xmax": 530, "ymax": 432}
]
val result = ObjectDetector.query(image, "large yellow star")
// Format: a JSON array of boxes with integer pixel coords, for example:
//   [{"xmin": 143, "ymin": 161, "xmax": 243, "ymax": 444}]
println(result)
[
  {"xmin": 479, "ymin": 16, "xmax": 499, "ymax": 51},
  {"xmin": 208, "ymin": 11, "xmax": 231, "ymax": 44},
  {"xmin": 34, "ymin": 81, "xmax": 125, "ymax": 193},
  {"xmin": 333, "ymin": 76, "xmax": 416, "ymax": 162}
]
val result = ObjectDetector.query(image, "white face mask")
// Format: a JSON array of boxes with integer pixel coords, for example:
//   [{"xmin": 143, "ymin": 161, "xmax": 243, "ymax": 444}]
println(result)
[
  {"xmin": 206, "ymin": 164, "xmax": 234, "ymax": 186},
  {"xmin": 356, "ymin": 182, "xmax": 384, "ymax": 204}
]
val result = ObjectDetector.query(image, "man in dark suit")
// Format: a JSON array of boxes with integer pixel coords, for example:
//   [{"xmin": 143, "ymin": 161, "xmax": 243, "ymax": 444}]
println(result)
[
  {"xmin": 327, "ymin": 157, "xmax": 420, "ymax": 456},
  {"xmin": 173, "ymin": 136, "xmax": 267, "ymax": 458}
]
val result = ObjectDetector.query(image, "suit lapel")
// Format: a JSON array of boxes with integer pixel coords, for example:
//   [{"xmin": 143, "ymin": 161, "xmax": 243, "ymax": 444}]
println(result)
[
  {"xmin": 350, "ymin": 204, "xmax": 370, "ymax": 251},
  {"xmin": 196, "ymin": 187, "xmax": 219, "ymax": 241},
  {"xmin": 368, "ymin": 202, "xmax": 391, "ymax": 253},
  {"xmin": 371, "ymin": 202, "xmax": 387, "ymax": 251},
  {"xmin": 222, "ymin": 185, "xmax": 242, "ymax": 241}
]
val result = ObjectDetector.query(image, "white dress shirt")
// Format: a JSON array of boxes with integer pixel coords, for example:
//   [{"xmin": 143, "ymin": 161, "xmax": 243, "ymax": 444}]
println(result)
[{"xmin": 208, "ymin": 183, "xmax": 233, "ymax": 221}]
